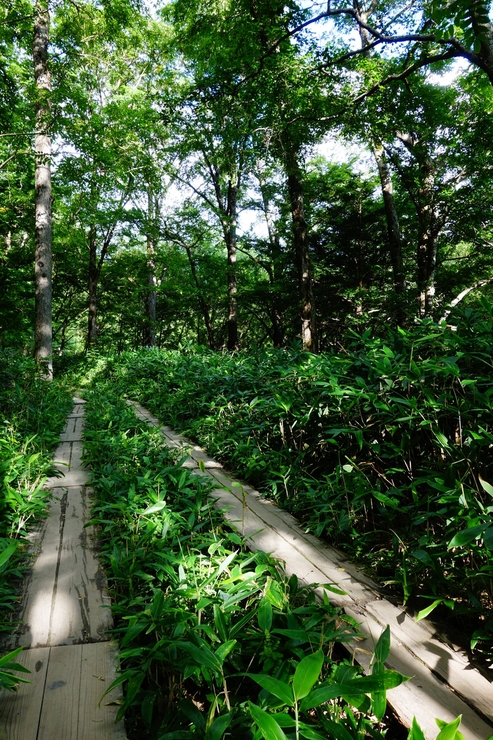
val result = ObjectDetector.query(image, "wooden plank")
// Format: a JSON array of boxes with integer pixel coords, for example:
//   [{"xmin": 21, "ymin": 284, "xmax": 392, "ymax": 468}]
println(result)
[
  {"xmin": 0, "ymin": 646, "xmax": 50, "ymax": 740},
  {"xmin": 59, "ymin": 416, "xmax": 84, "ymax": 443},
  {"xmin": 18, "ymin": 489, "xmax": 66, "ymax": 647},
  {"xmin": 37, "ymin": 644, "xmax": 82, "ymax": 740},
  {"xmin": 48, "ymin": 486, "xmax": 113, "ymax": 645},
  {"xmin": 18, "ymin": 487, "xmax": 112, "ymax": 647},
  {"xmin": 78, "ymin": 642, "xmax": 126, "ymax": 739},
  {"xmin": 365, "ymin": 598, "xmax": 493, "ymax": 722},
  {"xmin": 344, "ymin": 605, "xmax": 493, "ymax": 740}
]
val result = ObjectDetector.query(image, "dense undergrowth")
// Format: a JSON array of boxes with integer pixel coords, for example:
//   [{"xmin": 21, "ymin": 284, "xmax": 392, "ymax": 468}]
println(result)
[
  {"xmin": 0, "ymin": 351, "xmax": 73, "ymax": 687},
  {"xmin": 78, "ymin": 309, "xmax": 493, "ymax": 665},
  {"xmin": 82, "ymin": 389, "xmax": 460, "ymax": 740}
]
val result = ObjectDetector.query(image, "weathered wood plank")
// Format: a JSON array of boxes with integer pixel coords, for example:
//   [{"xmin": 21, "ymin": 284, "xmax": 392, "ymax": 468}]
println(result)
[
  {"xmin": 49, "ymin": 486, "xmax": 113, "ymax": 644},
  {"xmin": 365, "ymin": 598, "xmax": 493, "ymax": 722},
  {"xmin": 0, "ymin": 646, "xmax": 49, "ymax": 740},
  {"xmin": 37, "ymin": 644, "xmax": 82, "ymax": 740},
  {"xmin": 344, "ymin": 605, "xmax": 493, "ymax": 740},
  {"xmin": 78, "ymin": 642, "xmax": 126, "ymax": 739},
  {"xmin": 17, "ymin": 488, "xmax": 66, "ymax": 647},
  {"xmin": 18, "ymin": 486, "xmax": 112, "ymax": 647}
]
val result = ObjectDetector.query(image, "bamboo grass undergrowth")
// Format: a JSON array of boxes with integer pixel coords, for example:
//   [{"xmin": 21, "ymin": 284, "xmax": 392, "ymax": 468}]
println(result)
[
  {"xmin": 80, "ymin": 313, "xmax": 493, "ymax": 666},
  {"xmin": 83, "ymin": 388, "xmax": 420, "ymax": 740}
]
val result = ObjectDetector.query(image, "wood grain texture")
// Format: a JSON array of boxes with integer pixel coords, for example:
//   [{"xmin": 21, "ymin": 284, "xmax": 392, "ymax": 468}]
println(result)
[{"xmin": 0, "ymin": 647, "xmax": 49, "ymax": 740}]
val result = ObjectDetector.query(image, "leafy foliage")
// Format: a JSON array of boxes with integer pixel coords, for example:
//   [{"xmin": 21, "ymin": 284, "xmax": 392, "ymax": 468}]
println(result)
[
  {"xmin": 83, "ymin": 388, "xmax": 411, "ymax": 739},
  {"xmin": 90, "ymin": 310, "xmax": 493, "ymax": 661}
]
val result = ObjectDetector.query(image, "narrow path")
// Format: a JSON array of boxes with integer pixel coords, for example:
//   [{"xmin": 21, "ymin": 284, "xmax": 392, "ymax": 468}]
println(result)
[
  {"xmin": 130, "ymin": 401, "xmax": 493, "ymax": 740},
  {"xmin": 0, "ymin": 398, "xmax": 125, "ymax": 740}
]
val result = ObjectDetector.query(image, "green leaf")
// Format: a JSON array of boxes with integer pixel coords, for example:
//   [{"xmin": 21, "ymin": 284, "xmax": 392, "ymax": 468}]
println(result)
[
  {"xmin": 435, "ymin": 716, "xmax": 462, "ymax": 740},
  {"xmin": 214, "ymin": 639, "xmax": 237, "ymax": 664},
  {"xmin": 300, "ymin": 671, "xmax": 409, "ymax": 711},
  {"xmin": 479, "ymin": 477, "xmax": 493, "ymax": 498},
  {"xmin": 448, "ymin": 524, "xmax": 485, "ymax": 548},
  {"xmin": 374, "ymin": 625, "xmax": 390, "ymax": 663},
  {"xmin": 317, "ymin": 720, "xmax": 354, "ymax": 740},
  {"xmin": 407, "ymin": 717, "xmax": 426, "ymax": 740},
  {"xmin": 416, "ymin": 599, "xmax": 444, "ymax": 622},
  {"xmin": 483, "ymin": 526, "xmax": 493, "ymax": 549},
  {"xmin": 371, "ymin": 661, "xmax": 386, "ymax": 722},
  {"xmin": 245, "ymin": 674, "xmax": 294, "ymax": 706},
  {"xmin": 248, "ymin": 702, "xmax": 288, "ymax": 740},
  {"xmin": 142, "ymin": 501, "xmax": 166, "ymax": 515},
  {"xmin": 258, "ymin": 597, "xmax": 273, "ymax": 632},
  {"xmin": 180, "ymin": 643, "xmax": 222, "ymax": 672},
  {"xmin": 0, "ymin": 541, "xmax": 17, "ymax": 570},
  {"xmin": 205, "ymin": 712, "xmax": 232, "ymax": 740},
  {"xmin": 293, "ymin": 650, "xmax": 324, "ymax": 701}
]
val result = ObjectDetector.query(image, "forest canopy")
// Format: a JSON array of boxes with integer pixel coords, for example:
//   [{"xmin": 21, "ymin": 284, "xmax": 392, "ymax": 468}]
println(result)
[{"xmin": 1, "ymin": 0, "xmax": 493, "ymax": 359}]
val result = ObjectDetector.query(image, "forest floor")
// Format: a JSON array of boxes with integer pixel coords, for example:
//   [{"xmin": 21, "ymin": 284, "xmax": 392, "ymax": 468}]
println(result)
[
  {"xmin": 0, "ymin": 398, "xmax": 125, "ymax": 740},
  {"xmin": 1, "ymin": 397, "xmax": 493, "ymax": 740}
]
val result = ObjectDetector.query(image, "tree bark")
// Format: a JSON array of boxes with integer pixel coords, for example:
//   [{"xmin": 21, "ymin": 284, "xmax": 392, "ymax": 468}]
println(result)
[
  {"xmin": 183, "ymin": 244, "xmax": 215, "ymax": 350},
  {"xmin": 257, "ymin": 170, "xmax": 284, "ymax": 347},
  {"xmin": 144, "ymin": 188, "xmax": 157, "ymax": 347},
  {"xmin": 283, "ymin": 140, "xmax": 317, "ymax": 352},
  {"xmin": 225, "ymin": 179, "xmax": 238, "ymax": 350},
  {"xmin": 33, "ymin": 0, "xmax": 53, "ymax": 379},
  {"xmin": 87, "ymin": 226, "xmax": 98, "ymax": 347},
  {"xmin": 397, "ymin": 132, "xmax": 440, "ymax": 317}
]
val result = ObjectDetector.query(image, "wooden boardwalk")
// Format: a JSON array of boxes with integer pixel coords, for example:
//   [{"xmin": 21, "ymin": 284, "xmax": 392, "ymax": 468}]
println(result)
[
  {"xmin": 130, "ymin": 401, "xmax": 493, "ymax": 740},
  {"xmin": 0, "ymin": 399, "xmax": 125, "ymax": 740}
]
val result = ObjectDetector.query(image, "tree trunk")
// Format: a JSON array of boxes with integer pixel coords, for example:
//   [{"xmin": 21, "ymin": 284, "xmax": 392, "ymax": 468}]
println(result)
[
  {"xmin": 283, "ymin": 141, "xmax": 317, "ymax": 352},
  {"xmin": 184, "ymin": 244, "xmax": 215, "ymax": 350},
  {"xmin": 33, "ymin": 0, "xmax": 53, "ymax": 379},
  {"xmin": 257, "ymin": 170, "xmax": 284, "ymax": 347},
  {"xmin": 397, "ymin": 133, "xmax": 440, "ymax": 318},
  {"xmin": 87, "ymin": 226, "xmax": 98, "ymax": 347},
  {"xmin": 144, "ymin": 188, "xmax": 157, "ymax": 347}
]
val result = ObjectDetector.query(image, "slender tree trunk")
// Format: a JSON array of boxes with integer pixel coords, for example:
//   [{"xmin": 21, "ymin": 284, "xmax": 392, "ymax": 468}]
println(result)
[
  {"xmin": 87, "ymin": 226, "xmax": 98, "ymax": 347},
  {"xmin": 33, "ymin": 0, "xmax": 53, "ymax": 379},
  {"xmin": 283, "ymin": 141, "xmax": 317, "ymax": 352},
  {"xmin": 184, "ymin": 244, "xmax": 215, "ymax": 349},
  {"xmin": 144, "ymin": 188, "xmax": 157, "ymax": 347},
  {"xmin": 372, "ymin": 144, "xmax": 406, "ymax": 296},
  {"xmin": 224, "ymin": 179, "xmax": 238, "ymax": 350},
  {"xmin": 257, "ymin": 170, "xmax": 284, "ymax": 347}
]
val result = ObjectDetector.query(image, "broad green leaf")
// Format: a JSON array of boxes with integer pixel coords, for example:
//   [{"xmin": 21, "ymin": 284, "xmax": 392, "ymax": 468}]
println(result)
[
  {"xmin": 0, "ymin": 542, "xmax": 17, "ymax": 570},
  {"xmin": 180, "ymin": 643, "xmax": 222, "ymax": 672},
  {"xmin": 142, "ymin": 501, "xmax": 166, "ymax": 516},
  {"xmin": 371, "ymin": 661, "xmax": 386, "ymax": 722},
  {"xmin": 300, "ymin": 671, "xmax": 409, "ymax": 711},
  {"xmin": 248, "ymin": 702, "xmax": 288, "ymax": 740},
  {"xmin": 258, "ymin": 598, "xmax": 273, "ymax": 632},
  {"xmin": 483, "ymin": 526, "xmax": 493, "ymax": 549},
  {"xmin": 448, "ymin": 524, "xmax": 485, "ymax": 548},
  {"xmin": 479, "ymin": 477, "xmax": 493, "ymax": 498},
  {"xmin": 317, "ymin": 720, "xmax": 354, "ymax": 740},
  {"xmin": 214, "ymin": 639, "xmax": 237, "ymax": 664},
  {"xmin": 245, "ymin": 674, "xmax": 294, "ymax": 706},
  {"xmin": 204, "ymin": 712, "xmax": 232, "ymax": 740},
  {"xmin": 374, "ymin": 626, "xmax": 390, "ymax": 663},
  {"xmin": 293, "ymin": 649, "xmax": 324, "ymax": 701}
]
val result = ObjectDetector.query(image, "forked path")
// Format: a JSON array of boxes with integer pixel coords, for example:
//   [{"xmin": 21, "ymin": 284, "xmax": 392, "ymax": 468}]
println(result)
[
  {"xmin": 130, "ymin": 400, "xmax": 493, "ymax": 740},
  {"xmin": 0, "ymin": 398, "xmax": 125, "ymax": 740}
]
